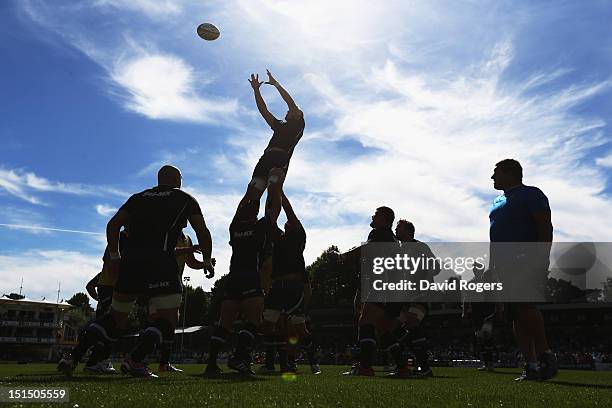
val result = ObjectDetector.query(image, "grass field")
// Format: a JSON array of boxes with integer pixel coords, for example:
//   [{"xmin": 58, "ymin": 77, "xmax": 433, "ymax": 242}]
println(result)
[{"xmin": 0, "ymin": 364, "xmax": 611, "ymax": 407}]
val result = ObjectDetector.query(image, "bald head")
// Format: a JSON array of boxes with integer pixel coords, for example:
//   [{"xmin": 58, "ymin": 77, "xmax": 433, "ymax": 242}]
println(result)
[{"xmin": 157, "ymin": 165, "xmax": 182, "ymax": 188}]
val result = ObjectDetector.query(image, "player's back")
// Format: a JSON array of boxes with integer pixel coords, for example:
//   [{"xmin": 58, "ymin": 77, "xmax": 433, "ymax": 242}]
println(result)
[{"xmin": 121, "ymin": 185, "xmax": 200, "ymax": 254}]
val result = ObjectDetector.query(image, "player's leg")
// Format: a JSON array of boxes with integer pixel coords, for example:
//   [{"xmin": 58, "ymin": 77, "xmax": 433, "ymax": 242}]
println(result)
[
  {"xmin": 400, "ymin": 303, "xmax": 432, "ymax": 377},
  {"xmin": 513, "ymin": 303, "xmax": 557, "ymax": 381},
  {"xmin": 58, "ymin": 291, "xmax": 135, "ymax": 376},
  {"xmin": 345, "ymin": 302, "xmax": 383, "ymax": 376},
  {"xmin": 204, "ymin": 299, "xmax": 240, "ymax": 377},
  {"xmin": 154, "ymin": 306, "xmax": 182, "ymax": 373},
  {"xmin": 244, "ymin": 151, "xmax": 275, "ymax": 203},
  {"xmin": 122, "ymin": 294, "xmax": 181, "ymax": 378},
  {"xmin": 377, "ymin": 305, "xmax": 408, "ymax": 377},
  {"xmin": 84, "ymin": 285, "xmax": 117, "ymax": 374},
  {"xmin": 264, "ymin": 167, "xmax": 286, "ymax": 229},
  {"xmin": 302, "ymin": 315, "xmax": 321, "ymax": 374},
  {"xmin": 261, "ymin": 283, "xmax": 286, "ymax": 370},
  {"xmin": 121, "ymin": 255, "xmax": 181, "ymax": 378},
  {"xmin": 473, "ymin": 303, "xmax": 496, "ymax": 372},
  {"xmin": 237, "ymin": 296, "xmax": 264, "ymax": 362}
]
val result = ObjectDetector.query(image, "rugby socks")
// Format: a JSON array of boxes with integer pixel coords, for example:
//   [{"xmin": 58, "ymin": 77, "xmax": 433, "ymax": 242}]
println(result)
[
  {"xmin": 380, "ymin": 331, "xmax": 405, "ymax": 368},
  {"xmin": 72, "ymin": 314, "xmax": 119, "ymax": 364},
  {"xmin": 159, "ymin": 330, "xmax": 175, "ymax": 365},
  {"xmin": 86, "ymin": 342, "xmax": 112, "ymax": 367},
  {"xmin": 209, "ymin": 325, "xmax": 228, "ymax": 365},
  {"xmin": 235, "ymin": 322, "xmax": 257, "ymax": 362},
  {"xmin": 358, "ymin": 324, "xmax": 377, "ymax": 368},
  {"xmin": 131, "ymin": 319, "xmax": 172, "ymax": 363}
]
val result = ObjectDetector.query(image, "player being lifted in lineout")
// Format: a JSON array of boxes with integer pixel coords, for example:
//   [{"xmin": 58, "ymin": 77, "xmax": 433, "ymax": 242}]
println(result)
[{"xmin": 244, "ymin": 69, "xmax": 305, "ymax": 229}]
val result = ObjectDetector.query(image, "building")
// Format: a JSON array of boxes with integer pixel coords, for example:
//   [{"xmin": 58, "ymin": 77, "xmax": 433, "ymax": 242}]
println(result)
[{"xmin": 0, "ymin": 294, "xmax": 74, "ymax": 362}]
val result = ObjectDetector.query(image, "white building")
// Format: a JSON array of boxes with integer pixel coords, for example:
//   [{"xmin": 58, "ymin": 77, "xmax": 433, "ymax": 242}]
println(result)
[{"xmin": 0, "ymin": 295, "xmax": 74, "ymax": 361}]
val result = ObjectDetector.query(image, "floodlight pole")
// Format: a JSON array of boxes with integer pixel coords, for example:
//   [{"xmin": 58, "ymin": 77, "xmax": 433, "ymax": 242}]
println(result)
[{"xmin": 180, "ymin": 276, "xmax": 190, "ymax": 360}]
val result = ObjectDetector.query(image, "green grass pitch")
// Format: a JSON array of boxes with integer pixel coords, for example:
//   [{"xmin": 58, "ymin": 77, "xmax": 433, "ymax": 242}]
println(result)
[{"xmin": 0, "ymin": 364, "xmax": 611, "ymax": 407}]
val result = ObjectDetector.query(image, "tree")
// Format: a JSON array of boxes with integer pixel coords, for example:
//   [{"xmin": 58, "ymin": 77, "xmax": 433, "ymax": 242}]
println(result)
[
  {"xmin": 67, "ymin": 292, "xmax": 93, "ymax": 313},
  {"xmin": 308, "ymin": 245, "xmax": 357, "ymax": 307},
  {"xmin": 180, "ymin": 285, "xmax": 212, "ymax": 327}
]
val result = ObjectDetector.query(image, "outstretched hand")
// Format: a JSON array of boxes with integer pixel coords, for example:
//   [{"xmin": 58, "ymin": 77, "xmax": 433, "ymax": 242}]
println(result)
[
  {"xmin": 249, "ymin": 74, "xmax": 263, "ymax": 90},
  {"xmin": 265, "ymin": 69, "xmax": 278, "ymax": 86},
  {"xmin": 203, "ymin": 258, "xmax": 216, "ymax": 279}
]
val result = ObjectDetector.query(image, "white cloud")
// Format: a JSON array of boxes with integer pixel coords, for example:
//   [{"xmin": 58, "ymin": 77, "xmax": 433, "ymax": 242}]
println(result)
[
  {"xmin": 596, "ymin": 154, "xmax": 612, "ymax": 168},
  {"xmin": 110, "ymin": 53, "xmax": 238, "ymax": 123},
  {"xmin": 0, "ymin": 167, "xmax": 127, "ymax": 205},
  {"xmin": 0, "ymin": 250, "xmax": 101, "ymax": 301},
  {"xmin": 94, "ymin": 0, "xmax": 182, "ymax": 18},
  {"xmin": 95, "ymin": 204, "xmax": 118, "ymax": 217}
]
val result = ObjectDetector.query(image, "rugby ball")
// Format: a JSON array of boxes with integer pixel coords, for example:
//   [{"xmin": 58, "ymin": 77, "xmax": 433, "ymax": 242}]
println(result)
[{"xmin": 197, "ymin": 23, "xmax": 220, "ymax": 41}]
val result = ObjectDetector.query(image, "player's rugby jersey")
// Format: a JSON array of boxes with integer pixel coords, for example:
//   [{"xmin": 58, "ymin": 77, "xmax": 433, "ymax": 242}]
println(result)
[
  {"xmin": 367, "ymin": 227, "xmax": 397, "ymax": 243},
  {"xmin": 265, "ymin": 116, "xmax": 305, "ymax": 158},
  {"xmin": 272, "ymin": 223, "xmax": 307, "ymax": 282},
  {"xmin": 229, "ymin": 217, "xmax": 267, "ymax": 273},
  {"xmin": 119, "ymin": 185, "xmax": 202, "ymax": 255}
]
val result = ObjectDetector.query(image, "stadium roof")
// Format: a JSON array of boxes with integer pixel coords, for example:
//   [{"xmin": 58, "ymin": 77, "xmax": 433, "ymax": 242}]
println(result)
[{"xmin": 0, "ymin": 296, "xmax": 74, "ymax": 308}]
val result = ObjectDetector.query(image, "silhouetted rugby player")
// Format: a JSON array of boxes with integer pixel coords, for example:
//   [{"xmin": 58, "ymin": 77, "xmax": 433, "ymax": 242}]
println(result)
[
  {"xmin": 244, "ymin": 70, "xmax": 305, "ymax": 232},
  {"xmin": 261, "ymin": 192, "xmax": 312, "ymax": 373},
  {"xmin": 344, "ymin": 206, "xmax": 397, "ymax": 376},
  {"xmin": 58, "ymin": 165, "xmax": 214, "ymax": 378},
  {"xmin": 204, "ymin": 198, "xmax": 268, "ymax": 377},
  {"xmin": 489, "ymin": 159, "xmax": 557, "ymax": 382}
]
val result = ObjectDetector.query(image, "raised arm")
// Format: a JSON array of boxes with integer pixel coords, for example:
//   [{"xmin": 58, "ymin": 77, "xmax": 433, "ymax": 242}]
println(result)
[
  {"xmin": 188, "ymin": 213, "xmax": 215, "ymax": 278},
  {"xmin": 85, "ymin": 272, "xmax": 100, "ymax": 301},
  {"xmin": 266, "ymin": 70, "xmax": 302, "ymax": 117},
  {"xmin": 281, "ymin": 191, "xmax": 300, "ymax": 226},
  {"xmin": 249, "ymin": 73, "xmax": 277, "ymax": 128}
]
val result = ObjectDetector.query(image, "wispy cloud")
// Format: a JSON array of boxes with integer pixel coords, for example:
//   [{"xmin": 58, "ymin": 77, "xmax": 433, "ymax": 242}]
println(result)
[
  {"xmin": 93, "ymin": 0, "xmax": 182, "ymax": 18},
  {"xmin": 0, "ymin": 167, "xmax": 128, "ymax": 205},
  {"xmin": 0, "ymin": 224, "xmax": 103, "ymax": 236},
  {"xmin": 95, "ymin": 204, "xmax": 117, "ymax": 217}
]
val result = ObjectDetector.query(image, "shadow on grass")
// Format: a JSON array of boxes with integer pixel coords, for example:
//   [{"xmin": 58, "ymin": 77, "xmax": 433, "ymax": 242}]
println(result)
[
  {"xmin": 548, "ymin": 380, "xmax": 612, "ymax": 390},
  {"xmin": 187, "ymin": 373, "xmax": 267, "ymax": 383},
  {"xmin": 3, "ymin": 375, "xmax": 133, "ymax": 384},
  {"xmin": 483, "ymin": 370, "xmax": 520, "ymax": 376},
  {"xmin": 3, "ymin": 373, "xmax": 201, "ymax": 385}
]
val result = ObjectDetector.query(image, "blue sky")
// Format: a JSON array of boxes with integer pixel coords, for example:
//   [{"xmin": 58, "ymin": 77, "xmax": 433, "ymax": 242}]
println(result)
[{"xmin": 1, "ymin": 0, "xmax": 611, "ymax": 300}]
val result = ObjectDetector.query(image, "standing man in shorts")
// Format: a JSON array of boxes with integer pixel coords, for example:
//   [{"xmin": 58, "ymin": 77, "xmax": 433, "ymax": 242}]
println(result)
[
  {"xmin": 245, "ymin": 70, "xmax": 305, "ymax": 228},
  {"xmin": 261, "ymin": 192, "xmax": 311, "ymax": 373},
  {"xmin": 380, "ymin": 219, "xmax": 438, "ymax": 378},
  {"xmin": 489, "ymin": 159, "xmax": 557, "ymax": 381},
  {"xmin": 58, "ymin": 165, "xmax": 214, "ymax": 378},
  {"xmin": 203, "ymin": 197, "xmax": 268, "ymax": 377},
  {"xmin": 344, "ymin": 206, "xmax": 397, "ymax": 376}
]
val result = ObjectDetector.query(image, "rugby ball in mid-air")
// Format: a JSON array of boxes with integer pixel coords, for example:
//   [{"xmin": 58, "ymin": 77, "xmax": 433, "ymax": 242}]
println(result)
[{"xmin": 197, "ymin": 23, "xmax": 220, "ymax": 41}]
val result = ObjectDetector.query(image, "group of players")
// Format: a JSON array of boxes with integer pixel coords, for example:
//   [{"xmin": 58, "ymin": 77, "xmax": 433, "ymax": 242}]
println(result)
[
  {"xmin": 58, "ymin": 70, "xmax": 558, "ymax": 382},
  {"xmin": 58, "ymin": 70, "xmax": 315, "ymax": 378}
]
